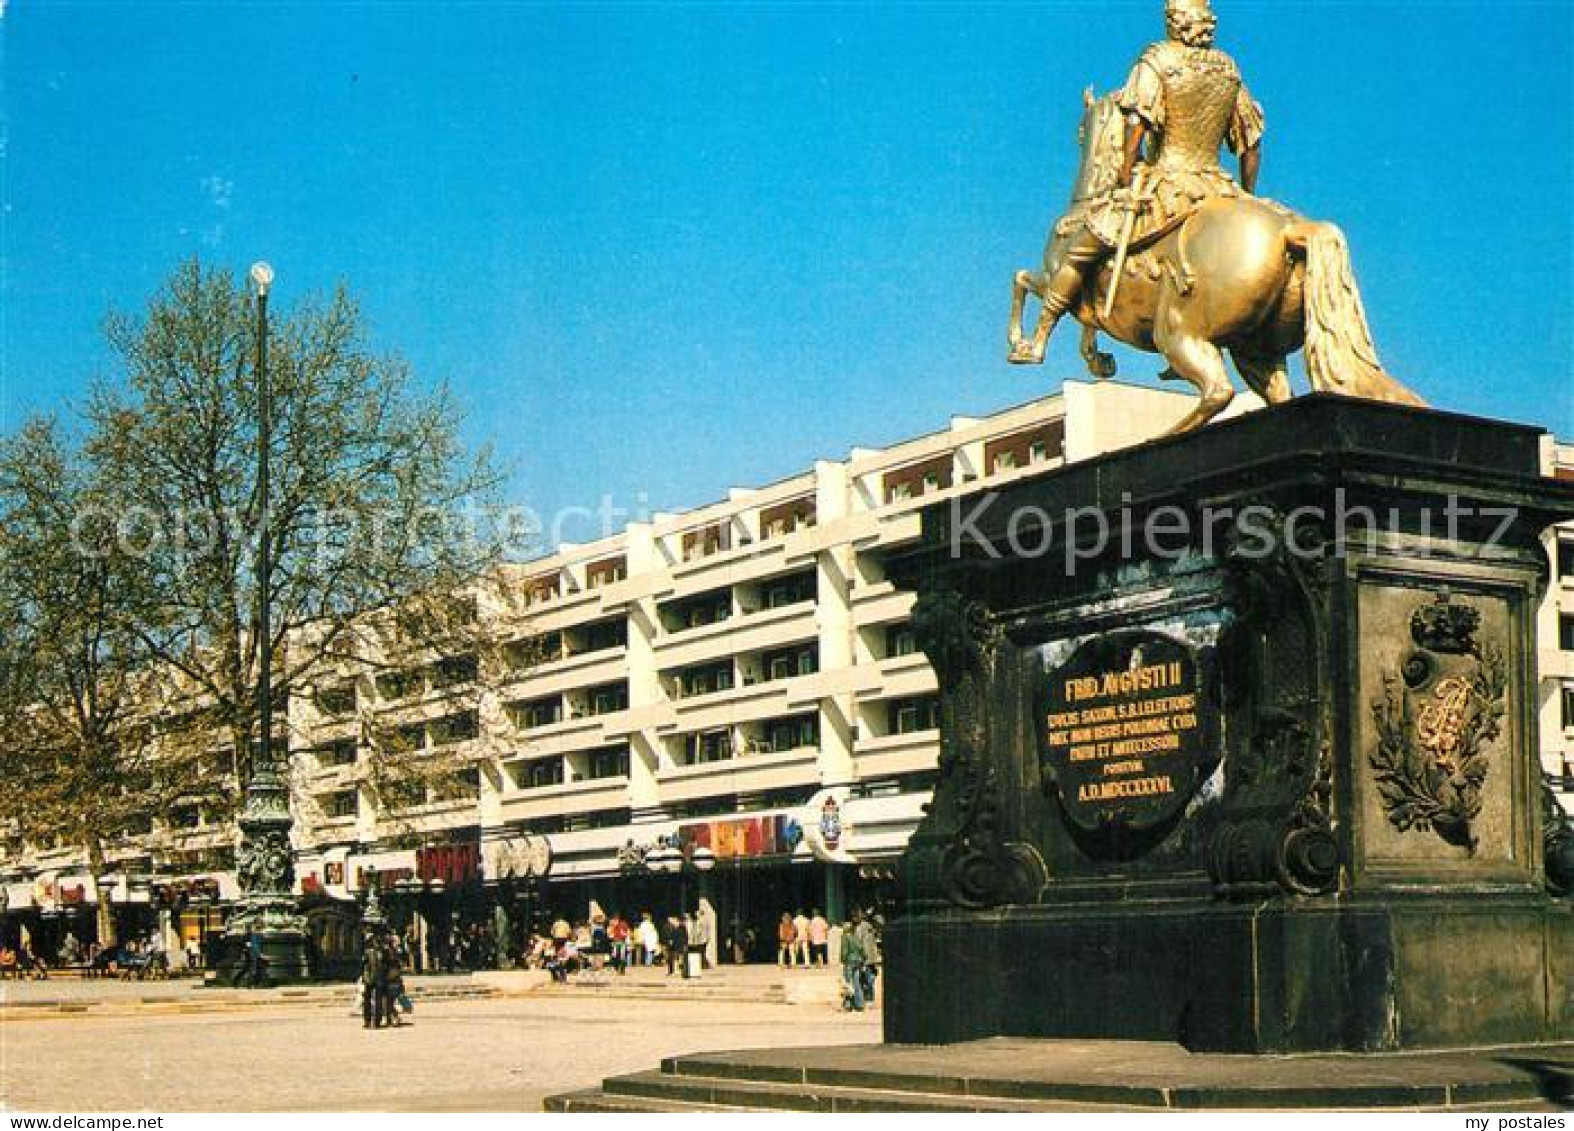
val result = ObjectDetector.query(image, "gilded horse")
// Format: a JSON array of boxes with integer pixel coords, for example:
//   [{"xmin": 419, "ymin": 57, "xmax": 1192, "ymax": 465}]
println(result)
[{"xmin": 1008, "ymin": 90, "xmax": 1423, "ymax": 435}]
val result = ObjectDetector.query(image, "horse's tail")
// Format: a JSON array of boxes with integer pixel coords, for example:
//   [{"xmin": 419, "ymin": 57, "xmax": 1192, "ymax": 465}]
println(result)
[{"xmin": 1285, "ymin": 221, "xmax": 1425, "ymax": 406}]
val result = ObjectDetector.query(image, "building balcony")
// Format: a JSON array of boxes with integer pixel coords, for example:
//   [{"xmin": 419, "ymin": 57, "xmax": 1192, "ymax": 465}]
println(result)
[
  {"xmin": 664, "ymin": 669, "xmax": 833, "ymax": 733},
  {"xmin": 853, "ymin": 728, "xmax": 941, "ymax": 779},
  {"xmin": 496, "ymin": 774, "xmax": 632, "ymax": 823},
  {"xmin": 849, "ymin": 580, "xmax": 915, "ymax": 628},
  {"xmin": 495, "ymin": 645, "xmax": 630, "ymax": 700},
  {"xmin": 852, "ymin": 652, "xmax": 938, "ymax": 702},
  {"xmin": 656, "ymin": 745, "xmax": 821, "ymax": 806},
  {"xmin": 655, "ymin": 600, "xmax": 817, "ymax": 671}
]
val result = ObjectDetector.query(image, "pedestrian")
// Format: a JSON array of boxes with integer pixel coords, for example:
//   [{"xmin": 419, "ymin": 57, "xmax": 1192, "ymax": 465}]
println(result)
[
  {"xmin": 792, "ymin": 908, "xmax": 810, "ymax": 967},
  {"xmin": 638, "ymin": 912, "xmax": 660, "ymax": 967},
  {"xmin": 839, "ymin": 914, "xmax": 867, "ymax": 1011},
  {"xmin": 359, "ymin": 930, "xmax": 388, "ymax": 1029},
  {"xmin": 776, "ymin": 913, "xmax": 795, "ymax": 967},
  {"xmin": 854, "ymin": 910, "xmax": 882, "ymax": 1004},
  {"xmin": 808, "ymin": 909, "xmax": 830, "ymax": 966},
  {"xmin": 608, "ymin": 913, "xmax": 630, "ymax": 974},
  {"xmin": 662, "ymin": 915, "xmax": 681, "ymax": 977},
  {"xmin": 384, "ymin": 934, "xmax": 408, "ymax": 1027},
  {"xmin": 689, "ymin": 909, "xmax": 711, "ymax": 969}
]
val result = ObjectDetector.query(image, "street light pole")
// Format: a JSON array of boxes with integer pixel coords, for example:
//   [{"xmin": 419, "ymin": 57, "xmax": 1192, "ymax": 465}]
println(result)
[
  {"xmin": 254, "ymin": 262, "xmax": 274, "ymax": 781},
  {"xmin": 225, "ymin": 262, "xmax": 310, "ymax": 985}
]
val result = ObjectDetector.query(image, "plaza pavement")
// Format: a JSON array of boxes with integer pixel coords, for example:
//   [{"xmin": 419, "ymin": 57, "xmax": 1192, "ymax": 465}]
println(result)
[{"xmin": 0, "ymin": 968, "xmax": 878, "ymax": 1111}]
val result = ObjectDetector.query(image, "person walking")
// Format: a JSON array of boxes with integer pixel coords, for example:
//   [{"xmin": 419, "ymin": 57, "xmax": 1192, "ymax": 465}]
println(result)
[
  {"xmin": 854, "ymin": 911, "xmax": 882, "ymax": 1005},
  {"xmin": 839, "ymin": 914, "xmax": 867, "ymax": 1012}
]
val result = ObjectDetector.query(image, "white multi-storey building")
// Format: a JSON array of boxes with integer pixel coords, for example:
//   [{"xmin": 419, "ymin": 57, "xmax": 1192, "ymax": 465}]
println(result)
[{"xmin": 286, "ymin": 380, "xmax": 1200, "ymax": 961}]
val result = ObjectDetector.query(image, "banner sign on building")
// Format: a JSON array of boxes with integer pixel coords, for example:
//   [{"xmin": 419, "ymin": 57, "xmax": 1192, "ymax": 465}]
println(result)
[
  {"xmin": 416, "ymin": 840, "xmax": 480, "ymax": 886},
  {"xmin": 678, "ymin": 813, "xmax": 802, "ymax": 860}
]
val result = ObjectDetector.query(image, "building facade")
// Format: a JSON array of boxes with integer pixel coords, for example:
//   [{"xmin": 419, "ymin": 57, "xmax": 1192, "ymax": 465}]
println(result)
[{"xmin": 4, "ymin": 383, "xmax": 1571, "ymax": 966}]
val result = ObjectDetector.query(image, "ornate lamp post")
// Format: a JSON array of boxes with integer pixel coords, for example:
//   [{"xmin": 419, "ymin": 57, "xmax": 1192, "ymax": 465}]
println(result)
[{"xmin": 227, "ymin": 262, "xmax": 310, "ymax": 984}]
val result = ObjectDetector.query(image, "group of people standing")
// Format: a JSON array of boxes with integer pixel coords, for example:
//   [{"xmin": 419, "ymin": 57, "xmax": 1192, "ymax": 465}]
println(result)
[
  {"xmin": 526, "ymin": 910, "xmax": 714, "ymax": 981},
  {"xmin": 775, "ymin": 909, "xmax": 831, "ymax": 967},
  {"xmin": 774, "ymin": 907, "xmax": 882, "ymax": 1011}
]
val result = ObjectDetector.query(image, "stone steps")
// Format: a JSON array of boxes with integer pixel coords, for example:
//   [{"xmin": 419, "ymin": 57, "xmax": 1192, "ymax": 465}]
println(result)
[
  {"xmin": 545, "ymin": 1038, "xmax": 1574, "ymax": 1113},
  {"xmin": 594, "ymin": 1069, "xmax": 1112, "ymax": 1112}
]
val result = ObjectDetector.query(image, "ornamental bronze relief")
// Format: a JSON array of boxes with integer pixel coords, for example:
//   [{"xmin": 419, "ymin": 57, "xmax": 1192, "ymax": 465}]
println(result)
[{"xmin": 1369, "ymin": 590, "xmax": 1507, "ymax": 853}]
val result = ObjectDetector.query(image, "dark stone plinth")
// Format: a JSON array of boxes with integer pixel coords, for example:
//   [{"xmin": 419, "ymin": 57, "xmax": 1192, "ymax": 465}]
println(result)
[
  {"xmin": 881, "ymin": 394, "xmax": 1574, "ymax": 1053},
  {"xmin": 546, "ymin": 1037, "xmax": 1574, "ymax": 1111}
]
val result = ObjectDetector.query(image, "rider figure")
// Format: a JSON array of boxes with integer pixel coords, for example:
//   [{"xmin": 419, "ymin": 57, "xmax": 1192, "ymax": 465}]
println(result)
[{"xmin": 1010, "ymin": 0, "xmax": 1265, "ymax": 364}]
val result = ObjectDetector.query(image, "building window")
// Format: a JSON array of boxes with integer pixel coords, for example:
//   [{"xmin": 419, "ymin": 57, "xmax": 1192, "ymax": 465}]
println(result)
[
  {"xmin": 660, "ymin": 589, "xmax": 731, "ymax": 633},
  {"xmin": 524, "ymin": 576, "xmax": 559, "ymax": 607},
  {"xmin": 685, "ymin": 729, "xmax": 732, "ymax": 765},
  {"xmin": 316, "ymin": 739, "xmax": 357, "ymax": 767},
  {"xmin": 516, "ymin": 758, "xmax": 565, "ymax": 790},
  {"xmin": 586, "ymin": 745, "xmax": 630, "ymax": 780},
  {"xmin": 1559, "ymin": 538, "xmax": 1574, "ymax": 580},
  {"xmin": 1563, "ymin": 684, "xmax": 1574, "ymax": 730},
  {"xmin": 314, "ymin": 682, "xmax": 356, "ymax": 717},
  {"xmin": 761, "ymin": 645, "xmax": 817, "ymax": 682},
  {"xmin": 984, "ymin": 421, "xmax": 1065, "ymax": 475},
  {"xmin": 882, "ymin": 455, "xmax": 953, "ymax": 504},
  {"xmin": 429, "ymin": 654, "xmax": 478, "ymax": 689},
  {"xmin": 587, "ymin": 682, "xmax": 629, "ymax": 716},
  {"xmin": 510, "ymin": 696, "xmax": 562, "ymax": 729},
  {"xmin": 760, "ymin": 496, "xmax": 816, "ymax": 539},
  {"xmin": 1562, "ymin": 614, "xmax": 1574, "ymax": 652},
  {"xmin": 764, "ymin": 714, "xmax": 819, "ymax": 753},
  {"xmin": 678, "ymin": 661, "xmax": 734, "ymax": 697},
  {"xmin": 322, "ymin": 790, "xmax": 357, "ymax": 819},
  {"xmin": 886, "ymin": 626, "xmax": 918, "ymax": 657},
  {"xmin": 763, "ymin": 569, "xmax": 816, "ymax": 609},
  {"xmin": 889, "ymin": 696, "xmax": 941, "ymax": 735},
  {"xmin": 577, "ymin": 618, "xmax": 627, "ymax": 654},
  {"xmin": 587, "ymin": 555, "xmax": 627, "ymax": 589},
  {"xmin": 376, "ymin": 669, "xmax": 420, "ymax": 702},
  {"xmin": 429, "ymin": 710, "xmax": 479, "ymax": 747},
  {"xmin": 681, "ymin": 523, "xmax": 732, "ymax": 561}
]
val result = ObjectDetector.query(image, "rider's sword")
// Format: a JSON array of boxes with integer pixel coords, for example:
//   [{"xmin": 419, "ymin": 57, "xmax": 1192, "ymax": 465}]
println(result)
[{"xmin": 1100, "ymin": 165, "xmax": 1149, "ymax": 321}]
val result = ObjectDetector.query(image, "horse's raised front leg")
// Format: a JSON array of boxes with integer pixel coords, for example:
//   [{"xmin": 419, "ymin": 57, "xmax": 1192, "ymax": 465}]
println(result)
[
  {"xmin": 1231, "ymin": 351, "xmax": 1292, "ymax": 405},
  {"xmin": 1155, "ymin": 323, "xmax": 1235, "ymax": 436},
  {"xmin": 1080, "ymin": 324, "xmax": 1117, "ymax": 379},
  {"xmin": 1008, "ymin": 269, "xmax": 1046, "ymax": 356}
]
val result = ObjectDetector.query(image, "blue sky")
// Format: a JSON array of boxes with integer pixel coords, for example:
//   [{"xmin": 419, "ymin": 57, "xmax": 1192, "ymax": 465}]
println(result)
[{"xmin": 3, "ymin": 2, "xmax": 1571, "ymax": 539}]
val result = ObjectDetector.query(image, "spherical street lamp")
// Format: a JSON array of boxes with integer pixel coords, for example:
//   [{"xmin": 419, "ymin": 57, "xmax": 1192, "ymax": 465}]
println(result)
[{"xmin": 249, "ymin": 261, "xmax": 274, "ymax": 298}]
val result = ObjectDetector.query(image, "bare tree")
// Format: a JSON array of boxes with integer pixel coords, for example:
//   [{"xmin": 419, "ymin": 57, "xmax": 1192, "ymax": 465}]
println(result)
[{"xmin": 87, "ymin": 259, "xmax": 509, "ymax": 819}]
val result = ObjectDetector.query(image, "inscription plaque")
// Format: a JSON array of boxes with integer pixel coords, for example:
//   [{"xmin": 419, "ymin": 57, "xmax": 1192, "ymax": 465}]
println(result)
[{"xmin": 1043, "ymin": 630, "xmax": 1217, "ymax": 839}]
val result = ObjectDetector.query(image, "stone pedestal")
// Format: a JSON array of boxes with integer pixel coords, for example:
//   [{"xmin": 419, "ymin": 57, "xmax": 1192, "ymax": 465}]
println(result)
[{"xmin": 882, "ymin": 395, "xmax": 1574, "ymax": 1053}]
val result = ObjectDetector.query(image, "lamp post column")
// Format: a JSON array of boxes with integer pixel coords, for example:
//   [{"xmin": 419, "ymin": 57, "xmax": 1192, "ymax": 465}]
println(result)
[{"xmin": 228, "ymin": 261, "xmax": 310, "ymax": 984}]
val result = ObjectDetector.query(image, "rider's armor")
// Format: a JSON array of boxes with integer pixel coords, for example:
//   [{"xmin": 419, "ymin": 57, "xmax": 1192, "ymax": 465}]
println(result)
[
  {"xmin": 1086, "ymin": 40, "xmax": 1263, "ymax": 248},
  {"xmin": 1039, "ymin": 35, "xmax": 1264, "ymax": 323}
]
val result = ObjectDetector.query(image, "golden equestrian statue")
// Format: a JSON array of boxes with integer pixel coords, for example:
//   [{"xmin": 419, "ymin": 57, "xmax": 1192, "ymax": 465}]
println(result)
[{"xmin": 1006, "ymin": 0, "xmax": 1423, "ymax": 435}]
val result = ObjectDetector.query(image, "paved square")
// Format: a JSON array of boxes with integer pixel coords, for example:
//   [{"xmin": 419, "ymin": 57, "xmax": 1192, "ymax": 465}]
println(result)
[{"xmin": 0, "ymin": 988, "xmax": 879, "ymax": 1111}]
